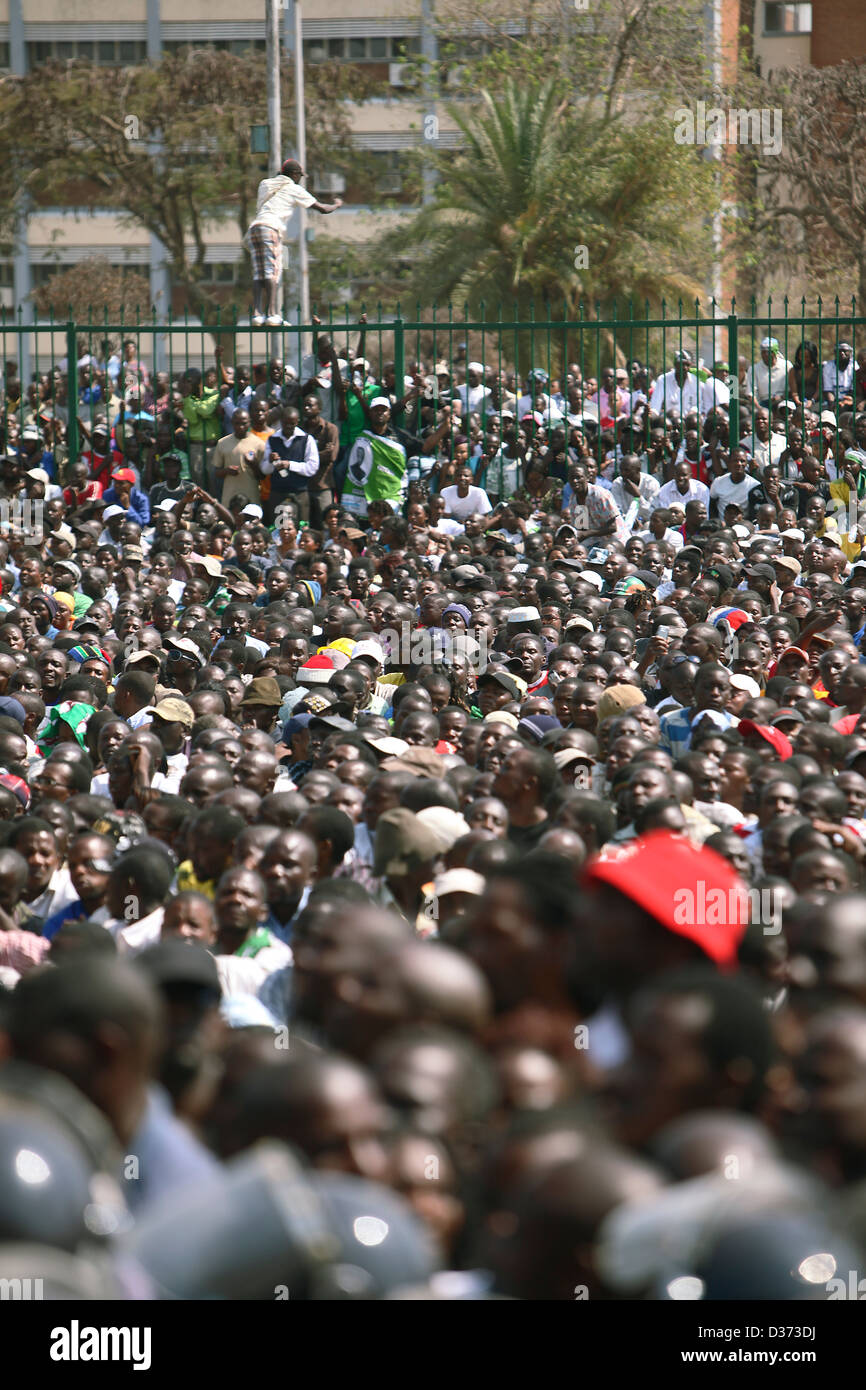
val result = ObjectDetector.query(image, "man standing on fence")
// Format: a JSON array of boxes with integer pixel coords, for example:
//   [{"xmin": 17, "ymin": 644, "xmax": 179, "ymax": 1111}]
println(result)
[{"xmin": 246, "ymin": 159, "xmax": 344, "ymax": 329}]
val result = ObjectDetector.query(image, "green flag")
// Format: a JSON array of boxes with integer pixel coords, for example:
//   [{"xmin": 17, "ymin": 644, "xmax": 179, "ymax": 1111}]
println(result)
[{"xmin": 342, "ymin": 430, "xmax": 407, "ymax": 516}]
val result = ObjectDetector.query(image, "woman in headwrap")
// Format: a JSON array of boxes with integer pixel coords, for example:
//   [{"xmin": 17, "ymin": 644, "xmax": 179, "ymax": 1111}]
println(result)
[
  {"xmin": 27, "ymin": 592, "xmax": 63, "ymax": 639},
  {"xmin": 37, "ymin": 701, "xmax": 97, "ymax": 757}
]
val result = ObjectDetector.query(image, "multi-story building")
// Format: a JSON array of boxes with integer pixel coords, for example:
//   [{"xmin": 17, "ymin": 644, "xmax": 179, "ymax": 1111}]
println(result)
[{"xmin": 2, "ymin": 0, "xmax": 459, "ymax": 321}]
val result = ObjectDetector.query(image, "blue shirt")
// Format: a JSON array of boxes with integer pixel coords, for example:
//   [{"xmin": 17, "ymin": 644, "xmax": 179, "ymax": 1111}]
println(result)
[{"xmin": 102, "ymin": 485, "xmax": 151, "ymax": 527}]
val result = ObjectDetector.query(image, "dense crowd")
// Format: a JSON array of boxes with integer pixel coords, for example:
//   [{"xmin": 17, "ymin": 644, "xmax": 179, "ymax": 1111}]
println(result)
[{"xmin": 0, "ymin": 327, "xmax": 865, "ymax": 1299}]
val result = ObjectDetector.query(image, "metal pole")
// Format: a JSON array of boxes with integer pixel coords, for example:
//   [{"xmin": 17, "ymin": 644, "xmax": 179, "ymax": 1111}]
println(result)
[
  {"xmin": 294, "ymin": 0, "xmax": 310, "ymax": 346},
  {"xmin": 266, "ymin": 0, "xmax": 282, "ymax": 344},
  {"xmin": 146, "ymin": 0, "xmax": 170, "ymax": 367},
  {"xmin": 421, "ymin": 0, "xmax": 438, "ymax": 204},
  {"xmin": 704, "ymin": 0, "xmax": 723, "ymax": 363}
]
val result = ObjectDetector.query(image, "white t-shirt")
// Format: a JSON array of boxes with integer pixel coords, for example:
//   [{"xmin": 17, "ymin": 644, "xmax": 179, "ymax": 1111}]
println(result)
[
  {"xmin": 249, "ymin": 175, "xmax": 317, "ymax": 242},
  {"xmin": 439, "ymin": 485, "xmax": 493, "ymax": 521},
  {"xmin": 709, "ymin": 473, "xmax": 760, "ymax": 512}
]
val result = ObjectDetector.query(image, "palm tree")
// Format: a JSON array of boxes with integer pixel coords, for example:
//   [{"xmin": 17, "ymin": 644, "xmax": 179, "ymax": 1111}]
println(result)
[{"xmin": 385, "ymin": 78, "xmax": 711, "ymax": 329}]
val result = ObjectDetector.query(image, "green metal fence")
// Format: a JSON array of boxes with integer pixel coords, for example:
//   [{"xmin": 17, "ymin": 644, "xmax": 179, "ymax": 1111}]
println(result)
[{"xmin": 2, "ymin": 297, "xmax": 864, "ymax": 480}]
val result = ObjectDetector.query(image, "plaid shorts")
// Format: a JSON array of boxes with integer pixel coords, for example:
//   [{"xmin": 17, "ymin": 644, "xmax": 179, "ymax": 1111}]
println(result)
[{"xmin": 248, "ymin": 224, "xmax": 283, "ymax": 283}]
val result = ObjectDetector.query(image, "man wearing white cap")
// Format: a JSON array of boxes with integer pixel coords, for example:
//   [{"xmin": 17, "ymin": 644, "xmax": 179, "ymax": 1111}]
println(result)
[
  {"xmin": 745, "ymin": 338, "xmax": 791, "ymax": 406},
  {"xmin": 455, "ymin": 363, "xmax": 492, "ymax": 418}
]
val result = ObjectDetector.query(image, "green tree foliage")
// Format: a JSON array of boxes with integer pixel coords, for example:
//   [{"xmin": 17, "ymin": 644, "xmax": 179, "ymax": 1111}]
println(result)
[
  {"xmin": 376, "ymin": 78, "xmax": 713, "ymax": 319},
  {"xmin": 0, "ymin": 49, "xmax": 368, "ymax": 318}
]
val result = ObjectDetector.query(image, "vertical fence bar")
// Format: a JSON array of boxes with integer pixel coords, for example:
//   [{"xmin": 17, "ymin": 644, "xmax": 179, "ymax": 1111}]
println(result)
[
  {"xmin": 727, "ymin": 306, "xmax": 738, "ymax": 453},
  {"xmin": 66, "ymin": 319, "xmax": 79, "ymax": 465}
]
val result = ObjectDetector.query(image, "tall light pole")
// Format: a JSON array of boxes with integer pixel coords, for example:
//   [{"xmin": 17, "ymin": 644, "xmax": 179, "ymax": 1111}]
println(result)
[
  {"xmin": 266, "ymin": 0, "xmax": 282, "ymax": 332},
  {"xmin": 294, "ymin": 1, "xmax": 310, "ymax": 331}
]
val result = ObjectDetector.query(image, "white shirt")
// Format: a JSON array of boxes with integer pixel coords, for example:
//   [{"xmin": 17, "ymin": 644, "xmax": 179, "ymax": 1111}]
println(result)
[
  {"xmin": 439, "ymin": 485, "xmax": 493, "ymax": 521},
  {"xmin": 653, "ymin": 477, "xmax": 710, "ymax": 511},
  {"xmin": 456, "ymin": 383, "xmax": 493, "ymax": 416},
  {"xmin": 649, "ymin": 370, "xmax": 715, "ymax": 418},
  {"xmin": 260, "ymin": 426, "xmax": 319, "ymax": 479},
  {"xmin": 709, "ymin": 473, "xmax": 760, "ymax": 513},
  {"xmin": 248, "ymin": 175, "xmax": 317, "ymax": 242},
  {"xmin": 822, "ymin": 358, "xmax": 855, "ymax": 397},
  {"xmin": 745, "ymin": 356, "xmax": 792, "ymax": 402},
  {"xmin": 26, "ymin": 866, "xmax": 78, "ymax": 923},
  {"xmin": 610, "ymin": 473, "xmax": 660, "ymax": 527},
  {"xmin": 109, "ymin": 906, "xmax": 165, "ymax": 956},
  {"xmin": 742, "ymin": 431, "xmax": 786, "ymax": 469}
]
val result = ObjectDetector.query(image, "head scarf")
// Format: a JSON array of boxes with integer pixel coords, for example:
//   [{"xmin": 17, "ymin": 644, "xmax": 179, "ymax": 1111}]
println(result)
[
  {"xmin": 68, "ymin": 643, "xmax": 112, "ymax": 669},
  {"xmin": 37, "ymin": 701, "xmax": 96, "ymax": 755}
]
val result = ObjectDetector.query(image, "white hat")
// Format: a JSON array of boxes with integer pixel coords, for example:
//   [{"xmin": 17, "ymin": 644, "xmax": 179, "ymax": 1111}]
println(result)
[
  {"xmin": 353, "ymin": 639, "xmax": 385, "ymax": 665},
  {"xmin": 732, "ymin": 524, "xmax": 752, "ymax": 540},
  {"xmin": 102, "ymin": 505, "xmax": 125, "ymax": 521},
  {"xmin": 21, "ymin": 426, "xmax": 41, "ymax": 442},
  {"xmin": 730, "ymin": 674, "xmax": 761, "ymax": 699},
  {"xmin": 506, "ymin": 606, "xmax": 541, "ymax": 624},
  {"xmin": 25, "ymin": 468, "xmax": 49, "ymax": 484},
  {"xmin": 820, "ymin": 410, "xmax": 838, "ymax": 425},
  {"xmin": 781, "ymin": 528, "xmax": 805, "ymax": 541},
  {"xmin": 241, "ymin": 504, "xmax": 264, "ymax": 520},
  {"xmin": 370, "ymin": 396, "xmax": 390, "ymax": 410},
  {"xmin": 579, "ymin": 571, "xmax": 604, "ymax": 590},
  {"xmin": 467, "ymin": 361, "xmax": 485, "ymax": 373},
  {"xmin": 363, "ymin": 734, "xmax": 409, "ymax": 758},
  {"xmin": 158, "ymin": 498, "xmax": 180, "ymax": 512},
  {"xmin": 415, "ymin": 807, "xmax": 470, "ymax": 853},
  {"xmin": 433, "ymin": 868, "xmax": 485, "ymax": 898}
]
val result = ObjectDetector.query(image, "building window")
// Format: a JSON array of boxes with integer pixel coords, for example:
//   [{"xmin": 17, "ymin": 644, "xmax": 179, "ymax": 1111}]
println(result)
[
  {"xmin": 764, "ymin": 3, "xmax": 812, "ymax": 33},
  {"xmin": 27, "ymin": 39, "xmax": 147, "ymax": 67},
  {"xmin": 303, "ymin": 36, "xmax": 419, "ymax": 64}
]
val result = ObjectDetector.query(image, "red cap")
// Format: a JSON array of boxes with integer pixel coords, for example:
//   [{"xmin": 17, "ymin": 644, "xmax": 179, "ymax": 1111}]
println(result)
[
  {"xmin": 111, "ymin": 468, "xmax": 136, "ymax": 484},
  {"xmin": 582, "ymin": 831, "xmax": 749, "ymax": 970},
  {"xmin": 737, "ymin": 719, "xmax": 793, "ymax": 760}
]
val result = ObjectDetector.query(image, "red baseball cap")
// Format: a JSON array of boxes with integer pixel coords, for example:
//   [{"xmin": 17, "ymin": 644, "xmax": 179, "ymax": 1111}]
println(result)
[
  {"xmin": 111, "ymin": 468, "xmax": 136, "ymax": 484},
  {"xmin": 582, "ymin": 831, "xmax": 749, "ymax": 970},
  {"xmin": 737, "ymin": 719, "xmax": 793, "ymax": 760}
]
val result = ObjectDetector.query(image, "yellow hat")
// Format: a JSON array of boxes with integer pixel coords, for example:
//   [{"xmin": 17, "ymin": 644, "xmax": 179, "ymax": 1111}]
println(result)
[{"xmin": 53, "ymin": 591, "xmax": 76, "ymax": 612}]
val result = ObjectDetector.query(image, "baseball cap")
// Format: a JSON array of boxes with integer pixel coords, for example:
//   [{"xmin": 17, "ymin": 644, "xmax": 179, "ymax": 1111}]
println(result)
[
  {"xmin": 352, "ymin": 640, "xmax": 385, "ymax": 666},
  {"xmin": 148, "ymin": 697, "xmax": 195, "ymax": 729},
  {"xmin": 737, "ymin": 719, "xmax": 793, "ymax": 759},
  {"xmin": 760, "ymin": 337, "xmax": 780, "ymax": 350},
  {"xmin": 21, "ymin": 426, "xmax": 41, "ymax": 442},
  {"xmin": 111, "ymin": 469, "xmax": 136, "ymax": 484},
  {"xmin": 579, "ymin": 571, "xmax": 604, "ymax": 590},
  {"xmin": 308, "ymin": 714, "xmax": 355, "ymax": 733},
  {"xmin": 744, "ymin": 563, "xmax": 775, "ymax": 582},
  {"xmin": 771, "ymin": 708, "xmax": 805, "ymax": 727},
  {"xmin": 240, "ymin": 505, "xmax": 264, "ymax": 521},
  {"xmin": 363, "ymin": 733, "xmax": 410, "ymax": 758},
  {"xmin": 506, "ymin": 606, "xmax": 541, "ymax": 625},
  {"xmin": 773, "ymin": 555, "xmax": 802, "ymax": 577},
  {"xmin": 582, "ymin": 831, "xmax": 749, "ymax": 969},
  {"xmin": 0, "ymin": 696, "xmax": 26, "ymax": 726},
  {"xmin": 820, "ymin": 410, "xmax": 838, "ymax": 426},
  {"xmin": 25, "ymin": 467, "xmax": 49, "ymax": 485},
  {"xmin": 477, "ymin": 669, "xmax": 526, "ymax": 701},
  {"xmin": 122, "ymin": 545, "xmax": 144, "ymax": 562},
  {"xmin": 433, "ymin": 868, "xmax": 485, "ymax": 899},
  {"xmin": 189, "ymin": 553, "xmax": 222, "ymax": 577},
  {"xmin": 163, "ymin": 635, "xmax": 206, "ymax": 668},
  {"xmin": 704, "ymin": 563, "xmax": 734, "ymax": 590},
  {"xmin": 102, "ymin": 505, "xmax": 125, "ymax": 522},
  {"xmin": 729, "ymin": 675, "xmax": 761, "ymax": 700},
  {"xmin": 369, "ymin": 397, "xmax": 390, "ymax": 410}
]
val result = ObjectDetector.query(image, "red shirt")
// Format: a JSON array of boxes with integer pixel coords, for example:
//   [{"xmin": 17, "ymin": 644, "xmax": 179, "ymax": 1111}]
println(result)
[{"xmin": 81, "ymin": 448, "xmax": 123, "ymax": 490}]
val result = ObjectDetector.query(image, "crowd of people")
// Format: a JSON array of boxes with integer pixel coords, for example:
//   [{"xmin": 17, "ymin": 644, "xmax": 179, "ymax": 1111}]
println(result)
[{"xmin": 0, "ymin": 323, "xmax": 865, "ymax": 1300}]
